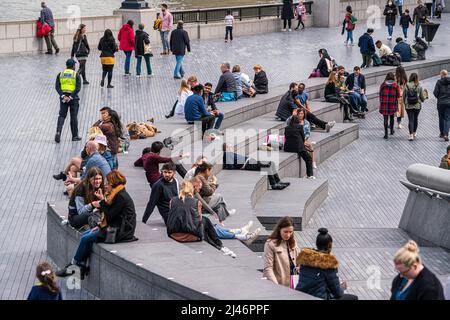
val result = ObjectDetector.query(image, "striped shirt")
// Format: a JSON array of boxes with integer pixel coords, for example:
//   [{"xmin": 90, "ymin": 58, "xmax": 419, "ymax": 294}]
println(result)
[{"xmin": 224, "ymin": 15, "xmax": 234, "ymax": 27}]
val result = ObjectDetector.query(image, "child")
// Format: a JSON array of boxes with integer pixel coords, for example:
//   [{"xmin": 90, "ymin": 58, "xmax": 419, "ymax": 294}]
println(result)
[
  {"xmin": 27, "ymin": 262, "xmax": 63, "ymax": 300},
  {"xmin": 294, "ymin": 1, "xmax": 307, "ymax": 30},
  {"xmin": 342, "ymin": 6, "xmax": 357, "ymax": 46},
  {"xmin": 224, "ymin": 10, "xmax": 234, "ymax": 43},
  {"xmin": 399, "ymin": 9, "xmax": 413, "ymax": 40}
]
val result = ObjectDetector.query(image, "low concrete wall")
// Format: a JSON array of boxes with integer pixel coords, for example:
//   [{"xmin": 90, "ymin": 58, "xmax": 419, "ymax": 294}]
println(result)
[
  {"xmin": 399, "ymin": 164, "xmax": 450, "ymax": 249},
  {"xmin": 0, "ymin": 15, "xmax": 122, "ymax": 54}
]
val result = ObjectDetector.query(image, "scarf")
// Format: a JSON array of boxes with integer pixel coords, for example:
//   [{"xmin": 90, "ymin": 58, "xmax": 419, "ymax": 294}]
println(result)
[{"xmin": 105, "ymin": 184, "xmax": 125, "ymax": 205}]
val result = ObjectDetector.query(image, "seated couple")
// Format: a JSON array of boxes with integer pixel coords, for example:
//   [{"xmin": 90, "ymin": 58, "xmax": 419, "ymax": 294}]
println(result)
[
  {"xmin": 57, "ymin": 170, "xmax": 137, "ymax": 279},
  {"xmin": 276, "ymin": 82, "xmax": 336, "ymax": 131},
  {"xmin": 336, "ymin": 65, "xmax": 368, "ymax": 118}
]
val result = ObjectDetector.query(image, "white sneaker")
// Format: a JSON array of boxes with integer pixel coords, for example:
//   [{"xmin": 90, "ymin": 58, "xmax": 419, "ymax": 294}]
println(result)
[
  {"xmin": 413, "ymin": 132, "xmax": 417, "ymax": 139},
  {"xmin": 288, "ymin": 28, "xmax": 292, "ymax": 32},
  {"xmin": 408, "ymin": 134, "xmax": 414, "ymax": 141},
  {"xmin": 136, "ymin": 75, "xmax": 142, "ymax": 78},
  {"xmin": 312, "ymin": 162, "xmax": 317, "ymax": 169},
  {"xmin": 307, "ymin": 176, "xmax": 317, "ymax": 180},
  {"xmin": 221, "ymin": 247, "xmax": 236, "ymax": 258},
  {"xmin": 397, "ymin": 123, "xmax": 402, "ymax": 129},
  {"xmin": 244, "ymin": 228, "xmax": 262, "ymax": 245},
  {"xmin": 282, "ymin": 28, "xmax": 287, "ymax": 32},
  {"xmin": 240, "ymin": 220, "xmax": 254, "ymax": 235},
  {"xmin": 228, "ymin": 209, "xmax": 236, "ymax": 215}
]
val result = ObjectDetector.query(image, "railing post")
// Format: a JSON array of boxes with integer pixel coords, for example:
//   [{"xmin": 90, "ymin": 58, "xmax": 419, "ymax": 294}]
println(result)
[
  {"xmin": 239, "ymin": 8, "xmax": 242, "ymax": 21},
  {"xmin": 258, "ymin": 7, "xmax": 261, "ymax": 19},
  {"xmin": 206, "ymin": 10, "xmax": 208, "ymax": 24}
]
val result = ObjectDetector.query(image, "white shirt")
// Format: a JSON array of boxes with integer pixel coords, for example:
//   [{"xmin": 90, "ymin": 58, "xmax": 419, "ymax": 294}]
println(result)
[
  {"xmin": 224, "ymin": 15, "xmax": 234, "ymax": 27},
  {"xmin": 378, "ymin": 44, "xmax": 392, "ymax": 57},
  {"xmin": 240, "ymin": 72, "xmax": 252, "ymax": 88},
  {"xmin": 175, "ymin": 90, "xmax": 193, "ymax": 116}
]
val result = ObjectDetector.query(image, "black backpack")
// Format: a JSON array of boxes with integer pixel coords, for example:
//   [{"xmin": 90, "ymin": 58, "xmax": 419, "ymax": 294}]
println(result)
[{"xmin": 406, "ymin": 86, "xmax": 419, "ymax": 105}]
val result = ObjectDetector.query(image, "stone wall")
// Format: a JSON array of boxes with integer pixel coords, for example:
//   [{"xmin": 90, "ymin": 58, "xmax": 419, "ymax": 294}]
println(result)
[{"xmin": 0, "ymin": 15, "xmax": 122, "ymax": 54}]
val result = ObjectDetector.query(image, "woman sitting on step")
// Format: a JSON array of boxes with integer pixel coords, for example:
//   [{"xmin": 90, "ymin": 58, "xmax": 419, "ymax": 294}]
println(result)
[{"xmin": 324, "ymin": 71, "xmax": 354, "ymax": 122}]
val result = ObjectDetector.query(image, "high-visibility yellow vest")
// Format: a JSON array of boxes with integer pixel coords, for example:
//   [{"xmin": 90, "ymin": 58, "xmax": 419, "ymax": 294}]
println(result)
[{"xmin": 59, "ymin": 69, "xmax": 77, "ymax": 93}]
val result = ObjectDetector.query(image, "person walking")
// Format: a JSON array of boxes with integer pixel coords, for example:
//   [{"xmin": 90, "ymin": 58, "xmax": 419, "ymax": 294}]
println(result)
[
  {"xmin": 40, "ymin": 2, "xmax": 59, "ymax": 54},
  {"xmin": 379, "ymin": 72, "xmax": 401, "ymax": 139},
  {"xmin": 159, "ymin": 4, "xmax": 173, "ymax": 55},
  {"xmin": 170, "ymin": 21, "xmax": 191, "ymax": 79},
  {"xmin": 395, "ymin": 66, "xmax": 408, "ymax": 129},
  {"xmin": 55, "ymin": 59, "xmax": 82, "ymax": 143},
  {"xmin": 413, "ymin": 1, "xmax": 429, "ymax": 39},
  {"xmin": 433, "ymin": 70, "xmax": 450, "ymax": 141},
  {"xmin": 71, "ymin": 24, "xmax": 90, "ymax": 85},
  {"xmin": 384, "ymin": 0, "xmax": 398, "ymax": 41},
  {"xmin": 391, "ymin": 240, "xmax": 445, "ymax": 300},
  {"xmin": 358, "ymin": 28, "xmax": 376, "ymax": 68},
  {"xmin": 118, "ymin": 20, "xmax": 135, "ymax": 76},
  {"xmin": 400, "ymin": 9, "xmax": 414, "ymax": 40},
  {"xmin": 403, "ymin": 72, "xmax": 427, "ymax": 140},
  {"xmin": 396, "ymin": 0, "xmax": 404, "ymax": 16},
  {"xmin": 135, "ymin": 23, "xmax": 153, "ymax": 78},
  {"xmin": 27, "ymin": 262, "xmax": 62, "ymax": 300},
  {"xmin": 294, "ymin": 1, "xmax": 307, "ymax": 31},
  {"xmin": 263, "ymin": 217, "xmax": 299, "ymax": 287},
  {"xmin": 224, "ymin": 10, "xmax": 234, "ymax": 42},
  {"xmin": 98, "ymin": 29, "xmax": 118, "ymax": 88},
  {"xmin": 342, "ymin": 6, "xmax": 357, "ymax": 46},
  {"xmin": 281, "ymin": 0, "xmax": 294, "ymax": 31}
]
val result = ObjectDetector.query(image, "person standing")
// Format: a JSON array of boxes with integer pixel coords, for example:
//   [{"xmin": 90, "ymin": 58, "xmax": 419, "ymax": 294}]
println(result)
[
  {"xmin": 118, "ymin": 20, "xmax": 135, "ymax": 76},
  {"xmin": 170, "ymin": 21, "xmax": 191, "ymax": 79},
  {"xmin": 40, "ymin": 2, "xmax": 59, "ymax": 54},
  {"xmin": 342, "ymin": 7, "xmax": 357, "ymax": 46},
  {"xmin": 396, "ymin": 0, "xmax": 404, "ymax": 16},
  {"xmin": 281, "ymin": 0, "xmax": 294, "ymax": 32},
  {"xmin": 71, "ymin": 24, "xmax": 90, "ymax": 85},
  {"xmin": 391, "ymin": 240, "xmax": 445, "ymax": 300},
  {"xmin": 379, "ymin": 72, "xmax": 401, "ymax": 139},
  {"xmin": 358, "ymin": 28, "xmax": 376, "ymax": 68},
  {"xmin": 403, "ymin": 72, "xmax": 427, "ymax": 140},
  {"xmin": 27, "ymin": 262, "xmax": 62, "ymax": 300},
  {"xmin": 134, "ymin": 23, "xmax": 153, "ymax": 78},
  {"xmin": 400, "ymin": 9, "xmax": 414, "ymax": 40},
  {"xmin": 395, "ymin": 66, "xmax": 408, "ymax": 129},
  {"xmin": 433, "ymin": 70, "xmax": 450, "ymax": 141},
  {"xmin": 98, "ymin": 29, "xmax": 118, "ymax": 88},
  {"xmin": 413, "ymin": 1, "xmax": 429, "ymax": 39},
  {"xmin": 294, "ymin": 1, "xmax": 307, "ymax": 31},
  {"xmin": 159, "ymin": 4, "xmax": 173, "ymax": 55},
  {"xmin": 263, "ymin": 217, "xmax": 299, "ymax": 287},
  {"xmin": 384, "ymin": 0, "xmax": 398, "ymax": 41},
  {"xmin": 224, "ymin": 10, "xmax": 234, "ymax": 43},
  {"xmin": 55, "ymin": 59, "xmax": 82, "ymax": 143}
]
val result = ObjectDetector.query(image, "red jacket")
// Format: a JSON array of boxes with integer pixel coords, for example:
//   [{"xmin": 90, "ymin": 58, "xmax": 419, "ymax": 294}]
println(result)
[
  {"xmin": 118, "ymin": 24, "xmax": 135, "ymax": 51},
  {"xmin": 379, "ymin": 81, "xmax": 401, "ymax": 116}
]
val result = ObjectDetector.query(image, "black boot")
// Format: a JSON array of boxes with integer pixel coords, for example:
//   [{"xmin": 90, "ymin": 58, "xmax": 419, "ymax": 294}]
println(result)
[
  {"xmin": 384, "ymin": 126, "xmax": 388, "ymax": 139},
  {"xmin": 271, "ymin": 183, "xmax": 287, "ymax": 190},
  {"xmin": 55, "ymin": 264, "xmax": 76, "ymax": 278},
  {"xmin": 53, "ymin": 171, "xmax": 67, "ymax": 181}
]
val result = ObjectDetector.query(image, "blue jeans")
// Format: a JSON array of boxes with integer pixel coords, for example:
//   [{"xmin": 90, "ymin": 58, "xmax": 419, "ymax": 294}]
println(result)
[
  {"xmin": 346, "ymin": 30, "xmax": 353, "ymax": 43},
  {"xmin": 160, "ymin": 31, "xmax": 170, "ymax": 51},
  {"xmin": 438, "ymin": 104, "xmax": 450, "ymax": 136},
  {"xmin": 73, "ymin": 229, "xmax": 100, "ymax": 264},
  {"xmin": 174, "ymin": 55, "xmax": 185, "ymax": 77},
  {"xmin": 415, "ymin": 21, "xmax": 424, "ymax": 39},
  {"xmin": 225, "ymin": 26, "xmax": 233, "ymax": 41},
  {"xmin": 214, "ymin": 224, "xmax": 235, "ymax": 239},
  {"xmin": 136, "ymin": 55, "xmax": 152, "ymax": 75},
  {"xmin": 432, "ymin": 0, "xmax": 436, "ymax": 17},
  {"xmin": 214, "ymin": 112, "xmax": 224, "ymax": 129},
  {"xmin": 350, "ymin": 92, "xmax": 368, "ymax": 112},
  {"xmin": 124, "ymin": 51, "xmax": 132, "ymax": 74},
  {"xmin": 402, "ymin": 27, "xmax": 408, "ymax": 38},
  {"xmin": 387, "ymin": 24, "xmax": 394, "ymax": 37}
]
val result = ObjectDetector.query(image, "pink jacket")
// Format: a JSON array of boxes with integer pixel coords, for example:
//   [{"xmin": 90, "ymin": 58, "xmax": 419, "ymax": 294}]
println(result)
[
  {"xmin": 118, "ymin": 24, "xmax": 135, "ymax": 51},
  {"xmin": 294, "ymin": 5, "xmax": 307, "ymax": 21},
  {"xmin": 160, "ymin": 11, "xmax": 173, "ymax": 32}
]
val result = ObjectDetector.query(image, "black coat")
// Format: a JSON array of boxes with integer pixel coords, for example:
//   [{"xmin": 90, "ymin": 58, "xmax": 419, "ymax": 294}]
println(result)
[
  {"xmin": 345, "ymin": 73, "xmax": 366, "ymax": 91},
  {"xmin": 276, "ymin": 91, "xmax": 296, "ymax": 121},
  {"xmin": 214, "ymin": 70, "xmax": 238, "ymax": 94},
  {"xmin": 98, "ymin": 36, "xmax": 118, "ymax": 57},
  {"xmin": 134, "ymin": 30, "xmax": 150, "ymax": 57},
  {"xmin": 284, "ymin": 123, "xmax": 306, "ymax": 153},
  {"xmin": 166, "ymin": 196, "xmax": 202, "ymax": 239},
  {"xmin": 100, "ymin": 188, "xmax": 137, "ymax": 242},
  {"xmin": 281, "ymin": 1, "xmax": 294, "ymax": 20},
  {"xmin": 254, "ymin": 70, "xmax": 269, "ymax": 94},
  {"xmin": 71, "ymin": 35, "xmax": 90, "ymax": 58},
  {"xmin": 316, "ymin": 58, "xmax": 330, "ymax": 77},
  {"xmin": 390, "ymin": 266, "xmax": 445, "ymax": 300},
  {"xmin": 384, "ymin": 5, "xmax": 398, "ymax": 26},
  {"xmin": 170, "ymin": 26, "xmax": 191, "ymax": 56},
  {"xmin": 433, "ymin": 77, "xmax": 450, "ymax": 105}
]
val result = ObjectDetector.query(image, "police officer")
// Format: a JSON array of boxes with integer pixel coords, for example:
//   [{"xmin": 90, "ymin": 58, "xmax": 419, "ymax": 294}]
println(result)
[{"xmin": 55, "ymin": 59, "xmax": 82, "ymax": 143}]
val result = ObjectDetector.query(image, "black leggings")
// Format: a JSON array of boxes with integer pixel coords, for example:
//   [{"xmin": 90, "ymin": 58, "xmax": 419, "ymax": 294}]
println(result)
[
  {"xmin": 306, "ymin": 112, "xmax": 327, "ymax": 130},
  {"xmin": 298, "ymin": 151, "xmax": 313, "ymax": 177},
  {"xmin": 384, "ymin": 115, "xmax": 395, "ymax": 135},
  {"xmin": 283, "ymin": 19, "xmax": 292, "ymax": 29},
  {"xmin": 406, "ymin": 109, "xmax": 420, "ymax": 134},
  {"xmin": 68, "ymin": 213, "xmax": 90, "ymax": 230},
  {"xmin": 202, "ymin": 216, "xmax": 223, "ymax": 250},
  {"xmin": 296, "ymin": 20, "xmax": 305, "ymax": 29},
  {"xmin": 102, "ymin": 64, "xmax": 114, "ymax": 85},
  {"xmin": 326, "ymin": 95, "xmax": 352, "ymax": 120},
  {"xmin": 242, "ymin": 159, "xmax": 281, "ymax": 186},
  {"xmin": 78, "ymin": 60, "xmax": 87, "ymax": 81}
]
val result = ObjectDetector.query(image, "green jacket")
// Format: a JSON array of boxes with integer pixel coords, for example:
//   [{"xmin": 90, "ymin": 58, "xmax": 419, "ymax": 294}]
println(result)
[
  {"xmin": 403, "ymin": 82, "xmax": 427, "ymax": 110},
  {"xmin": 440, "ymin": 155, "xmax": 450, "ymax": 170}
]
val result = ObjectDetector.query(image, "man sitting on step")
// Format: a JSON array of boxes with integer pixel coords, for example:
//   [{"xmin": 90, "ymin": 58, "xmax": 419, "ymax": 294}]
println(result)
[
  {"xmin": 275, "ymin": 82, "xmax": 335, "ymax": 132},
  {"xmin": 222, "ymin": 143, "xmax": 290, "ymax": 190}
]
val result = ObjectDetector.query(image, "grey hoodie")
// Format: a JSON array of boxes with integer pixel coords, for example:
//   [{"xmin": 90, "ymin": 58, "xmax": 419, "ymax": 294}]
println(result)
[{"xmin": 433, "ymin": 77, "xmax": 450, "ymax": 106}]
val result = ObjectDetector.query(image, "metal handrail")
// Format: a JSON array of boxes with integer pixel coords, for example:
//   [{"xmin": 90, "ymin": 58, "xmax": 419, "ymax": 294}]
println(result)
[{"xmin": 157, "ymin": 1, "xmax": 313, "ymax": 24}]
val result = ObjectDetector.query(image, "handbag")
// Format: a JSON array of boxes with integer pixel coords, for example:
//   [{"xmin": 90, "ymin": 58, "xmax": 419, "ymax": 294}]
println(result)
[
  {"xmin": 143, "ymin": 41, "xmax": 153, "ymax": 56},
  {"xmin": 218, "ymin": 92, "xmax": 237, "ymax": 102},
  {"xmin": 104, "ymin": 226, "xmax": 118, "ymax": 244}
]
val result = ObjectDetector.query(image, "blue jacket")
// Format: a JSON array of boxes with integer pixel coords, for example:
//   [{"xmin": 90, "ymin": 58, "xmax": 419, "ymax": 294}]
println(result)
[
  {"xmin": 101, "ymin": 150, "xmax": 115, "ymax": 169},
  {"xmin": 184, "ymin": 94, "xmax": 210, "ymax": 122},
  {"xmin": 295, "ymin": 248, "xmax": 344, "ymax": 300},
  {"xmin": 394, "ymin": 41, "xmax": 412, "ymax": 62},
  {"xmin": 345, "ymin": 73, "xmax": 366, "ymax": 92},
  {"xmin": 40, "ymin": 6, "xmax": 55, "ymax": 27},
  {"xmin": 82, "ymin": 152, "xmax": 111, "ymax": 179},
  {"xmin": 358, "ymin": 33, "xmax": 375, "ymax": 55},
  {"xmin": 27, "ymin": 285, "xmax": 62, "ymax": 300}
]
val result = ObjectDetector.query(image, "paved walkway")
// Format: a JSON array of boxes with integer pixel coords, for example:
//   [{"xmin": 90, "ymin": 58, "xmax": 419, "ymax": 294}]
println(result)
[{"xmin": 0, "ymin": 16, "xmax": 449, "ymax": 299}]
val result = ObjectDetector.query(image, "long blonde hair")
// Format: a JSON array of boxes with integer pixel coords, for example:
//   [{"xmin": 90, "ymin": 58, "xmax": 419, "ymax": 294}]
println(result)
[
  {"xmin": 179, "ymin": 181, "xmax": 194, "ymax": 201},
  {"xmin": 73, "ymin": 24, "xmax": 86, "ymax": 42},
  {"xmin": 178, "ymin": 79, "xmax": 190, "ymax": 95},
  {"xmin": 394, "ymin": 240, "xmax": 422, "ymax": 267},
  {"xmin": 326, "ymin": 71, "xmax": 337, "ymax": 85}
]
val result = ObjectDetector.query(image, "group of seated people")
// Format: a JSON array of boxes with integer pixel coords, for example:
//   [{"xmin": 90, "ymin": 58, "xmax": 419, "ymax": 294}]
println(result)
[
  {"xmin": 164, "ymin": 63, "xmax": 269, "ymax": 137},
  {"xmin": 376, "ymin": 37, "xmax": 428, "ymax": 65}
]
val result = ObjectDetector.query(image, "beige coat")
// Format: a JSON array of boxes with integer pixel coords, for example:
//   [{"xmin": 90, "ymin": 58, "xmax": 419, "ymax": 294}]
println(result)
[
  {"xmin": 396, "ymin": 85, "xmax": 406, "ymax": 118},
  {"xmin": 263, "ymin": 239, "xmax": 299, "ymax": 287}
]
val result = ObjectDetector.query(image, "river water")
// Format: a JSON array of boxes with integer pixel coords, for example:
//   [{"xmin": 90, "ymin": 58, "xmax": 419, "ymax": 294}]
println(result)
[{"xmin": 0, "ymin": 0, "xmax": 277, "ymax": 22}]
